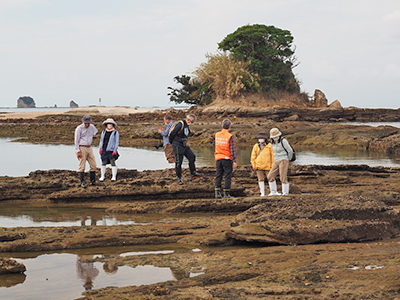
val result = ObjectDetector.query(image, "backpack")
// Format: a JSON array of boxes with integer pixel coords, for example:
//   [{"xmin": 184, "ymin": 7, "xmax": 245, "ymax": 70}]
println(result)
[
  {"xmin": 281, "ymin": 138, "xmax": 296, "ymax": 162},
  {"xmin": 168, "ymin": 120, "xmax": 184, "ymax": 137}
]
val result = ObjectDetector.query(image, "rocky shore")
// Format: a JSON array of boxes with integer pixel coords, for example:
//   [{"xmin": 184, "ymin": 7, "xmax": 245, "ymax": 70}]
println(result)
[{"xmin": 1, "ymin": 106, "xmax": 400, "ymax": 299}]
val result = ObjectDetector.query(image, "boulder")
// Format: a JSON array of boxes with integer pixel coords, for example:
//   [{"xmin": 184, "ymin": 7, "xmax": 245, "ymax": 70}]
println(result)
[
  {"xmin": 313, "ymin": 89, "xmax": 328, "ymax": 107},
  {"xmin": 17, "ymin": 96, "xmax": 35, "ymax": 108},
  {"xmin": 329, "ymin": 100, "xmax": 342, "ymax": 108}
]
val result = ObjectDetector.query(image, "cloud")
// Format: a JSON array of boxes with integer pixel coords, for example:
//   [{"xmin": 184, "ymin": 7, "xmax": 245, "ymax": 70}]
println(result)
[
  {"xmin": 311, "ymin": 60, "xmax": 338, "ymax": 80},
  {"xmin": 384, "ymin": 63, "xmax": 400, "ymax": 79}
]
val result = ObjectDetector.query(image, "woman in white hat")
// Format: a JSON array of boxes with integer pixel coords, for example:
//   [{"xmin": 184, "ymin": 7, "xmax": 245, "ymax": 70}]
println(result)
[
  {"xmin": 267, "ymin": 127, "xmax": 294, "ymax": 196},
  {"xmin": 99, "ymin": 118, "xmax": 119, "ymax": 181}
]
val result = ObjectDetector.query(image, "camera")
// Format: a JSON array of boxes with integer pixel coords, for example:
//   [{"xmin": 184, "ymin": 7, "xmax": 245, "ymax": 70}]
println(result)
[{"xmin": 154, "ymin": 141, "xmax": 163, "ymax": 149}]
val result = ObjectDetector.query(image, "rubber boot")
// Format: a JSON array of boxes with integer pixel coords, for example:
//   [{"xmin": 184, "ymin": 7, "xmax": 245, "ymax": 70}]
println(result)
[
  {"xmin": 79, "ymin": 172, "xmax": 87, "ymax": 188},
  {"xmin": 215, "ymin": 188, "xmax": 222, "ymax": 199},
  {"xmin": 223, "ymin": 189, "xmax": 233, "ymax": 198},
  {"xmin": 268, "ymin": 181, "xmax": 281, "ymax": 196},
  {"xmin": 111, "ymin": 166, "xmax": 117, "ymax": 181},
  {"xmin": 90, "ymin": 171, "xmax": 101, "ymax": 186},
  {"xmin": 99, "ymin": 166, "xmax": 106, "ymax": 181},
  {"xmin": 192, "ymin": 171, "xmax": 204, "ymax": 179},
  {"xmin": 282, "ymin": 183, "xmax": 289, "ymax": 196},
  {"xmin": 258, "ymin": 181, "xmax": 265, "ymax": 197}
]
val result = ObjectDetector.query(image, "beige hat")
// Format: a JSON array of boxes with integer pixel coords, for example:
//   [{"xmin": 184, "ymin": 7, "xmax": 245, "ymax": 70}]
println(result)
[
  {"xmin": 102, "ymin": 118, "xmax": 118, "ymax": 129},
  {"xmin": 270, "ymin": 128, "xmax": 282, "ymax": 139}
]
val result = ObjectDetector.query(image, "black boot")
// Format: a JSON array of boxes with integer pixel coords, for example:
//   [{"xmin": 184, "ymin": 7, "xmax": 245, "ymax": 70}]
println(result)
[
  {"xmin": 90, "ymin": 171, "xmax": 101, "ymax": 186},
  {"xmin": 192, "ymin": 171, "xmax": 204, "ymax": 179},
  {"xmin": 176, "ymin": 177, "xmax": 184, "ymax": 185},
  {"xmin": 79, "ymin": 172, "xmax": 87, "ymax": 188},
  {"xmin": 223, "ymin": 189, "xmax": 233, "ymax": 198},
  {"xmin": 215, "ymin": 188, "xmax": 222, "ymax": 199}
]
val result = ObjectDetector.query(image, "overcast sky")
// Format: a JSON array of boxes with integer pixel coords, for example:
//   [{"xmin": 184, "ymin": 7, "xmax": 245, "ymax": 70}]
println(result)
[{"xmin": 0, "ymin": 0, "xmax": 399, "ymax": 108}]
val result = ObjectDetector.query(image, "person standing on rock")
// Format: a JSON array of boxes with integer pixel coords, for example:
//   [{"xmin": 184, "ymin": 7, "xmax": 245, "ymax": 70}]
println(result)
[
  {"xmin": 158, "ymin": 114, "xmax": 176, "ymax": 167},
  {"xmin": 214, "ymin": 119, "xmax": 237, "ymax": 198},
  {"xmin": 99, "ymin": 118, "xmax": 119, "ymax": 181},
  {"xmin": 250, "ymin": 132, "xmax": 274, "ymax": 197},
  {"xmin": 169, "ymin": 113, "xmax": 203, "ymax": 184},
  {"xmin": 267, "ymin": 128, "xmax": 293, "ymax": 196},
  {"xmin": 74, "ymin": 115, "xmax": 101, "ymax": 187}
]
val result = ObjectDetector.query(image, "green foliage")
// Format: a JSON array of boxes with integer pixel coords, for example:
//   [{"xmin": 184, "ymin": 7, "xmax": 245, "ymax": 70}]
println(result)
[
  {"xmin": 193, "ymin": 52, "xmax": 259, "ymax": 98},
  {"xmin": 218, "ymin": 24, "xmax": 299, "ymax": 93},
  {"xmin": 167, "ymin": 75, "xmax": 213, "ymax": 106}
]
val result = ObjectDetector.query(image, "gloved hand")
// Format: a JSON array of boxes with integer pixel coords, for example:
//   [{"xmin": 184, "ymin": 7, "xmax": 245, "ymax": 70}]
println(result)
[
  {"xmin": 112, "ymin": 151, "xmax": 117, "ymax": 156},
  {"xmin": 99, "ymin": 149, "xmax": 102, "ymax": 155}
]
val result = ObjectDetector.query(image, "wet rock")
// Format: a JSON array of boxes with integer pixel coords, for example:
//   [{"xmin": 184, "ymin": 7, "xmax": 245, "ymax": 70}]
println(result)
[
  {"xmin": 0, "ymin": 258, "xmax": 26, "ymax": 275},
  {"xmin": 227, "ymin": 195, "xmax": 400, "ymax": 245}
]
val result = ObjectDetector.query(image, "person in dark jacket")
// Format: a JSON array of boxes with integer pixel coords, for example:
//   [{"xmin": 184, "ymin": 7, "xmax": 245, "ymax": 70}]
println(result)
[
  {"xmin": 99, "ymin": 118, "xmax": 119, "ymax": 181},
  {"xmin": 169, "ymin": 113, "xmax": 203, "ymax": 184}
]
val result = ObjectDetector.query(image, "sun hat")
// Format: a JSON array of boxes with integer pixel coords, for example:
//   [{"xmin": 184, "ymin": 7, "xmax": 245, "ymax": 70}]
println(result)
[
  {"xmin": 102, "ymin": 118, "xmax": 118, "ymax": 129},
  {"xmin": 257, "ymin": 132, "xmax": 268, "ymax": 139},
  {"xmin": 270, "ymin": 128, "xmax": 282, "ymax": 139},
  {"xmin": 81, "ymin": 115, "xmax": 92, "ymax": 123}
]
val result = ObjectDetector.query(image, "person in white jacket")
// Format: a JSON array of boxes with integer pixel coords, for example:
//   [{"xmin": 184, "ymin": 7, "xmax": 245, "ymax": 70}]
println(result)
[{"xmin": 267, "ymin": 128, "xmax": 294, "ymax": 196}]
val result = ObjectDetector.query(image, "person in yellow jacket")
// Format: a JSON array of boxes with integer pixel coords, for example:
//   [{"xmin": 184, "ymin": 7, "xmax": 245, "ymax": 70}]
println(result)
[{"xmin": 250, "ymin": 132, "xmax": 274, "ymax": 196}]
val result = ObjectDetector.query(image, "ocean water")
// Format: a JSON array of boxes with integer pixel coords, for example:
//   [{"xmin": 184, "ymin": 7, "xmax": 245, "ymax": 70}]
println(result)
[{"xmin": 1, "ymin": 138, "xmax": 400, "ymax": 177}]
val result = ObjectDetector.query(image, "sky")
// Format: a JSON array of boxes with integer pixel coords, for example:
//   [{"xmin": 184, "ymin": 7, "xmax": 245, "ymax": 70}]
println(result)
[{"xmin": 0, "ymin": 0, "xmax": 399, "ymax": 109}]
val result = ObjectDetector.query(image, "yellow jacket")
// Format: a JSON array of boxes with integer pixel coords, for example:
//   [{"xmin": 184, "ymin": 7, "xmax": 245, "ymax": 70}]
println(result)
[{"xmin": 250, "ymin": 143, "xmax": 274, "ymax": 170}]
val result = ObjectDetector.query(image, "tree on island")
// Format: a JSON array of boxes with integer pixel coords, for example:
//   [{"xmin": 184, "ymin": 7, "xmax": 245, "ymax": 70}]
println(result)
[{"xmin": 168, "ymin": 24, "xmax": 304, "ymax": 106}]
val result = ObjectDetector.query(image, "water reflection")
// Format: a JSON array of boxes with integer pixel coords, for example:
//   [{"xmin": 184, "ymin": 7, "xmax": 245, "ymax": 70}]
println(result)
[
  {"xmin": 0, "ymin": 201, "xmax": 151, "ymax": 228},
  {"xmin": 3, "ymin": 135, "xmax": 400, "ymax": 178},
  {"xmin": 0, "ymin": 245, "xmax": 203, "ymax": 300}
]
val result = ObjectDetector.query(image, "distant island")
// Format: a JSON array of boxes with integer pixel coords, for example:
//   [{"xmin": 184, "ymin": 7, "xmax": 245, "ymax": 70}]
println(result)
[{"xmin": 17, "ymin": 96, "xmax": 36, "ymax": 108}]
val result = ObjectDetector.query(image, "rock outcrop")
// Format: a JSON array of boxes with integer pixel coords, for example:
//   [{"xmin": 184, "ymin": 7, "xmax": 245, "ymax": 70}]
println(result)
[
  {"xmin": 17, "ymin": 96, "xmax": 35, "ymax": 108},
  {"xmin": 227, "ymin": 195, "xmax": 400, "ymax": 245},
  {"xmin": 70, "ymin": 100, "xmax": 79, "ymax": 108},
  {"xmin": 0, "ymin": 258, "xmax": 26, "ymax": 275},
  {"xmin": 312, "ymin": 89, "xmax": 328, "ymax": 107}
]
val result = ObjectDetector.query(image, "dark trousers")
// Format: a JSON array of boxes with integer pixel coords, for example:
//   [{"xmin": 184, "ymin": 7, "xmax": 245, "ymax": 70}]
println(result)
[
  {"xmin": 173, "ymin": 143, "xmax": 196, "ymax": 178},
  {"xmin": 215, "ymin": 159, "xmax": 233, "ymax": 190}
]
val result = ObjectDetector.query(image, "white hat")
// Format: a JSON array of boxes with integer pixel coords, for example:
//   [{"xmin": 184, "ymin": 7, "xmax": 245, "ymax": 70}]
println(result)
[
  {"xmin": 102, "ymin": 118, "xmax": 118, "ymax": 129},
  {"xmin": 270, "ymin": 128, "xmax": 282, "ymax": 139}
]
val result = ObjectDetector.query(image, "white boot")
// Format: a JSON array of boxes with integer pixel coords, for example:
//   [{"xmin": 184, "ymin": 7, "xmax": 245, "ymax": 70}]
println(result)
[
  {"xmin": 282, "ymin": 183, "xmax": 289, "ymax": 196},
  {"xmin": 111, "ymin": 166, "xmax": 118, "ymax": 181},
  {"xmin": 258, "ymin": 181, "xmax": 265, "ymax": 197},
  {"xmin": 99, "ymin": 165, "xmax": 106, "ymax": 181},
  {"xmin": 268, "ymin": 181, "xmax": 281, "ymax": 196}
]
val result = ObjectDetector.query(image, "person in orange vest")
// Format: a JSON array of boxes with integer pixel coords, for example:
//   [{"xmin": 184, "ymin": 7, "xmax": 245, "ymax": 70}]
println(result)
[{"xmin": 214, "ymin": 119, "xmax": 237, "ymax": 198}]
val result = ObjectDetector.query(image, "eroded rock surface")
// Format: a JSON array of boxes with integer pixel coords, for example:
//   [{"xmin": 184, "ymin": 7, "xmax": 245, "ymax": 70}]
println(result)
[
  {"xmin": 228, "ymin": 195, "xmax": 400, "ymax": 245},
  {"xmin": 0, "ymin": 258, "xmax": 26, "ymax": 275}
]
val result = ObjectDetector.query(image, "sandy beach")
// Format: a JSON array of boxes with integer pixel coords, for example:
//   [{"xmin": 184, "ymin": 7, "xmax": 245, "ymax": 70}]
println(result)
[{"xmin": 0, "ymin": 106, "xmax": 161, "ymax": 119}]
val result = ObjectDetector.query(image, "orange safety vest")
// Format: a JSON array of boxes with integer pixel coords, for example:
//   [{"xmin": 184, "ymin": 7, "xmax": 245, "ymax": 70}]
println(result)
[{"xmin": 215, "ymin": 129, "xmax": 233, "ymax": 161}]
